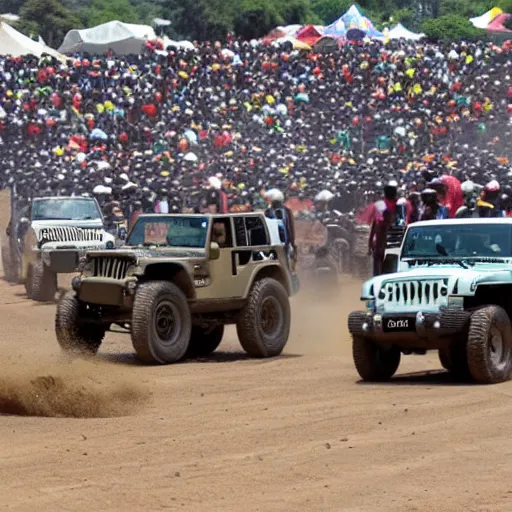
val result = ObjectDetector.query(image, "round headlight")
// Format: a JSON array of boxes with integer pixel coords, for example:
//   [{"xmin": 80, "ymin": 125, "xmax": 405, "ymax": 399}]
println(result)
[{"xmin": 106, "ymin": 241, "xmax": 114, "ymax": 249}]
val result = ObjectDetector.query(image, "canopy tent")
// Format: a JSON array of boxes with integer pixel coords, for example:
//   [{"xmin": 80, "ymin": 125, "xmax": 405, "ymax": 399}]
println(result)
[
  {"xmin": 487, "ymin": 13, "xmax": 512, "ymax": 31},
  {"xmin": 470, "ymin": 7, "xmax": 503, "ymax": 28},
  {"xmin": 273, "ymin": 36, "xmax": 312, "ymax": 50},
  {"xmin": 313, "ymin": 36, "xmax": 339, "ymax": 52},
  {"xmin": 296, "ymin": 25, "xmax": 324, "ymax": 46},
  {"xmin": 58, "ymin": 21, "xmax": 156, "ymax": 55},
  {"xmin": 276, "ymin": 25, "xmax": 302, "ymax": 37},
  {"xmin": 387, "ymin": 23, "xmax": 425, "ymax": 40},
  {"xmin": 325, "ymin": 5, "xmax": 383, "ymax": 39},
  {"xmin": 0, "ymin": 21, "xmax": 66, "ymax": 60},
  {"xmin": 262, "ymin": 28, "xmax": 287, "ymax": 44}
]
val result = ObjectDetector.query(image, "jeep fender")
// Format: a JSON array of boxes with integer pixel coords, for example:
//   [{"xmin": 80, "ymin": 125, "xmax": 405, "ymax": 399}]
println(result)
[
  {"xmin": 142, "ymin": 262, "xmax": 197, "ymax": 300},
  {"xmin": 243, "ymin": 263, "xmax": 292, "ymax": 297},
  {"xmin": 457, "ymin": 273, "xmax": 512, "ymax": 296}
]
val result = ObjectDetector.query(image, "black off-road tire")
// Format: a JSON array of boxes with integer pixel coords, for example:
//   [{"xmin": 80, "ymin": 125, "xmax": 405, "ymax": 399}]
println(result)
[
  {"xmin": 467, "ymin": 306, "xmax": 512, "ymax": 384},
  {"xmin": 26, "ymin": 260, "xmax": 57, "ymax": 302},
  {"xmin": 352, "ymin": 335, "xmax": 401, "ymax": 382},
  {"xmin": 186, "ymin": 325, "xmax": 224, "ymax": 358},
  {"xmin": 131, "ymin": 281, "xmax": 191, "ymax": 364},
  {"xmin": 438, "ymin": 343, "xmax": 470, "ymax": 379},
  {"xmin": 236, "ymin": 278, "xmax": 290, "ymax": 358},
  {"xmin": 55, "ymin": 292, "xmax": 105, "ymax": 355},
  {"xmin": 438, "ymin": 348, "xmax": 452, "ymax": 371}
]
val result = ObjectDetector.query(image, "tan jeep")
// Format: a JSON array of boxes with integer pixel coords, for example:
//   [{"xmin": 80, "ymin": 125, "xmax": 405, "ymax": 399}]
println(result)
[{"xmin": 55, "ymin": 213, "xmax": 300, "ymax": 364}]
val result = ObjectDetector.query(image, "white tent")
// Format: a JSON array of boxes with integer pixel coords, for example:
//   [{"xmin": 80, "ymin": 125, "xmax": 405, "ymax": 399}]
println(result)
[
  {"xmin": 162, "ymin": 37, "xmax": 195, "ymax": 50},
  {"xmin": 388, "ymin": 23, "xmax": 425, "ymax": 40},
  {"xmin": 0, "ymin": 21, "xmax": 66, "ymax": 60},
  {"xmin": 58, "ymin": 20, "xmax": 156, "ymax": 55}
]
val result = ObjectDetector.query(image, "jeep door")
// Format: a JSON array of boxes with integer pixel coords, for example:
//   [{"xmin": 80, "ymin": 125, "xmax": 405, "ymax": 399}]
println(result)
[{"xmin": 206, "ymin": 215, "xmax": 276, "ymax": 300}]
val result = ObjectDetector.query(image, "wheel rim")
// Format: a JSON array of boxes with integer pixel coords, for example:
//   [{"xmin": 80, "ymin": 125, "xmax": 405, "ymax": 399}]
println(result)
[
  {"xmin": 152, "ymin": 299, "xmax": 181, "ymax": 348},
  {"xmin": 489, "ymin": 326, "xmax": 506, "ymax": 368},
  {"xmin": 260, "ymin": 296, "xmax": 283, "ymax": 337}
]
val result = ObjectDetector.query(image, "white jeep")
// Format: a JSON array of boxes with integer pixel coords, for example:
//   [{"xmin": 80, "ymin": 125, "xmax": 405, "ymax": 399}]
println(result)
[
  {"xmin": 4, "ymin": 196, "xmax": 116, "ymax": 302},
  {"xmin": 348, "ymin": 218, "xmax": 512, "ymax": 384}
]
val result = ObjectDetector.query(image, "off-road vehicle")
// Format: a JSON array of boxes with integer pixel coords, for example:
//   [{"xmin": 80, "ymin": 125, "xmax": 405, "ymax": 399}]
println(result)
[
  {"xmin": 55, "ymin": 212, "xmax": 300, "ymax": 364},
  {"xmin": 348, "ymin": 218, "xmax": 512, "ymax": 384},
  {"xmin": 2, "ymin": 194, "xmax": 116, "ymax": 302}
]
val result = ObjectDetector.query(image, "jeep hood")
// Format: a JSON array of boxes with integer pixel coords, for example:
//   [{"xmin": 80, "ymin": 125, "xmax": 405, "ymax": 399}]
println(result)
[
  {"xmin": 363, "ymin": 265, "xmax": 512, "ymax": 298},
  {"xmin": 87, "ymin": 247, "xmax": 207, "ymax": 260},
  {"xmin": 32, "ymin": 219, "xmax": 105, "ymax": 230}
]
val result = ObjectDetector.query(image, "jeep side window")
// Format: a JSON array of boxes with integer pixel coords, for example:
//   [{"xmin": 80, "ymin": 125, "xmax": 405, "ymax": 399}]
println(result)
[
  {"xmin": 233, "ymin": 217, "xmax": 248, "ymax": 247},
  {"xmin": 211, "ymin": 218, "xmax": 233, "ymax": 248},
  {"xmin": 245, "ymin": 216, "xmax": 268, "ymax": 247}
]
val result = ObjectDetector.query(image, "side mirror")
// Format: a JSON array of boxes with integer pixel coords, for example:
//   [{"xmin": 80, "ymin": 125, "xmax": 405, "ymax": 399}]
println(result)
[
  {"xmin": 118, "ymin": 227, "xmax": 127, "ymax": 240},
  {"xmin": 5, "ymin": 226, "xmax": 11, "ymax": 237},
  {"xmin": 209, "ymin": 241, "xmax": 220, "ymax": 260}
]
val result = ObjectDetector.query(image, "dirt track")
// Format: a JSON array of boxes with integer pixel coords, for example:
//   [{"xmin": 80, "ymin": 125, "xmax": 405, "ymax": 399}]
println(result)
[{"xmin": 1, "ymin": 208, "xmax": 512, "ymax": 510}]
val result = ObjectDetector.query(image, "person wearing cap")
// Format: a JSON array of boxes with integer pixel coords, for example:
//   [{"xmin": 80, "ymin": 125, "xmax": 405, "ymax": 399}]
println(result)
[
  {"xmin": 420, "ymin": 189, "xmax": 449, "ymax": 221},
  {"xmin": 477, "ymin": 180, "xmax": 504, "ymax": 218}
]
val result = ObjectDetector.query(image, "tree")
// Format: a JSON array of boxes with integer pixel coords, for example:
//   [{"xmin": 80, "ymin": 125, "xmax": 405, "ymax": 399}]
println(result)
[
  {"xmin": 82, "ymin": 0, "xmax": 139, "ymax": 26},
  {"xmin": 234, "ymin": 0, "xmax": 282, "ymax": 39},
  {"xmin": 421, "ymin": 13, "xmax": 486, "ymax": 41},
  {"xmin": 311, "ymin": 0, "xmax": 353, "ymax": 25},
  {"xmin": 161, "ymin": 0, "xmax": 236, "ymax": 40},
  {"xmin": 18, "ymin": 0, "xmax": 81, "ymax": 47},
  {"xmin": 391, "ymin": 9, "xmax": 420, "ymax": 30}
]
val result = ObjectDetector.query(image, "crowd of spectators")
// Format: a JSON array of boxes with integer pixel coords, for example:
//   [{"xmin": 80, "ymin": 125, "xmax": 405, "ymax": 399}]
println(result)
[{"xmin": 1, "ymin": 38, "xmax": 512, "ymax": 222}]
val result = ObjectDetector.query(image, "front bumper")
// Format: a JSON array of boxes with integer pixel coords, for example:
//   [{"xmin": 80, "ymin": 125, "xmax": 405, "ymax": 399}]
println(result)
[
  {"xmin": 74, "ymin": 277, "xmax": 137, "ymax": 307},
  {"xmin": 348, "ymin": 309, "xmax": 471, "ymax": 349},
  {"xmin": 39, "ymin": 244, "xmax": 109, "ymax": 273}
]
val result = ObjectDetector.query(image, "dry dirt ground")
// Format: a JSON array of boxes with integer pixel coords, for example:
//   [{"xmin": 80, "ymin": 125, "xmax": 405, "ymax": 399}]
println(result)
[{"xmin": 1, "ymin": 198, "xmax": 512, "ymax": 511}]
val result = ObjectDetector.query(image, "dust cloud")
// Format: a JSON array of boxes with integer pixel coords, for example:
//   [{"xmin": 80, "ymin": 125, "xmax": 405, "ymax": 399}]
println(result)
[
  {"xmin": 288, "ymin": 277, "xmax": 364, "ymax": 356},
  {"xmin": 0, "ymin": 354, "xmax": 151, "ymax": 418}
]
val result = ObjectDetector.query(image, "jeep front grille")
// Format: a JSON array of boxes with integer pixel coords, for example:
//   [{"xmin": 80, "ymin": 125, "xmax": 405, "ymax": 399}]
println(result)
[
  {"xmin": 91, "ymin": 257, "xmax": 131, "ymax": 279},
  {"xmin": 378, "ymin": 279, "xmax": 449, "ymax": 308},
  {"xmin": 39, "ymin": 227, "xmax": 103, "ymax": 243}
]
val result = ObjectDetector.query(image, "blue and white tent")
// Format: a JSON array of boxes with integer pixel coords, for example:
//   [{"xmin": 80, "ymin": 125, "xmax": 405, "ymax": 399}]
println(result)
[{"xmin": 325, "ymin": 5, "xmax": 384, "ymax": 39}]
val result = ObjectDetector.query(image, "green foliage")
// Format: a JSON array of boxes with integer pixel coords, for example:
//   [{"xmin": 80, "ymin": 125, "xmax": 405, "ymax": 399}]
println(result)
[
  {"xmin": 11, "ymin": 0, "xmax": 499, "ymax": 45},
  {"xmin": 311, "ymin": 0, "xmax": 353, "ymax": 25},
  {"xmin": 421, "ymin": 13, "xmax": 486, "ymax": 41},
  {"xmin": 234, "ymin": 0, "xmax": 282, "ymax": 39},
  {"xmin": 83, "ymin": 0, "xmax": 139, "ymax": 26},
  {"xmin": 18, "ymin": 0, "xmax": 81, "ymax": 47},
  {"xmin": 439, "ymin": 0, "xmax": 490, "ymax": 18},
  {"xmin": 495, "ymin": 0, "xmax": 512, "ymax": 13}
]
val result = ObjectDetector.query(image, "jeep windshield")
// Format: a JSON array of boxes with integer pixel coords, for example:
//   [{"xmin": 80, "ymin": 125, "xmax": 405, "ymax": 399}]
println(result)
[
  {"xmin": 402, "ymin": 224, "xmax": 512, "ymax": 260},
  {"xmin": 32, "ymin": 198, "xmax": 102, "ymax": 221},
  {"xmin": 127, "ymin": 216, "xmax": 209, "ymax": 248}
]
